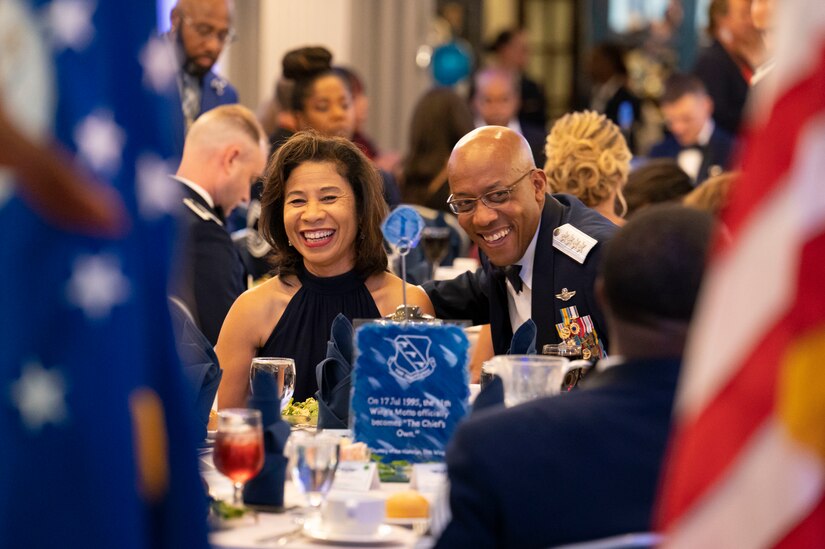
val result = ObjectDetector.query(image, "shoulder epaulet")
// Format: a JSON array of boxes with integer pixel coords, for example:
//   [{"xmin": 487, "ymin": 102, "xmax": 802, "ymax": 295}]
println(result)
[
  {"xmin": 552, "ymin": 223, "xmax": 597, "ymax": 264},
  {"xmin": 183, "ymin": 197, "xmax": 224, "ymax": 227}
]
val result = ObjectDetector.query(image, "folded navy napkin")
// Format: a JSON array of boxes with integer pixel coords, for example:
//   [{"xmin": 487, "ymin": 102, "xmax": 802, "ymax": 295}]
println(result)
[
  {"xmin": 315, "ymin": 313, "xmax": 354, "ymax": 430},
  {"xmin": 471, "ymin": 375, "xmax": 504, "ymax": 413},
  {"xmin": 244, "ymin": 369, "xmax": 290, "ymax": 507},
  {"xmin": 472, "ymin": 320, "xmax": 537, "ymax": 414},
  {"xmin": 169, "ymin": 298, "xmax": 222, "ymax": 442},
  {"xmin": 507, "ymin": 319, "xmax": 537, "ymax": 355}
]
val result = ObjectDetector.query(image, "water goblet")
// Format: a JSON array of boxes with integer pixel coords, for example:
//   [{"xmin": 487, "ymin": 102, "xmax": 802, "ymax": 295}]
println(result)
[
  {"xmin": 249, "ymin": 357, "xmax": 296, "ymax": 413},
  {"xmin": 213, "ymin": 408, "xmax": 265, "ymax": 506},
  {"xmin": 287, "ymin": 432, "xmax": 339, "ymax": 509},
  {"xmin": 420, "ymin": 226, "xmax": 451, "ymax": 281}
]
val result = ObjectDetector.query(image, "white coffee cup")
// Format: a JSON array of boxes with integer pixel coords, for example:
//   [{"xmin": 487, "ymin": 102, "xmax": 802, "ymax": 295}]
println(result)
[{"xmin": 322, "ymin": 492, "xmax": 386, "ymax": 535}]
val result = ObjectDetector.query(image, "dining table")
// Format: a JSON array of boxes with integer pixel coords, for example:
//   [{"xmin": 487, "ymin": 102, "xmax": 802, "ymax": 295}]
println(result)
[{"xmin": 202, "ymin": 440, "xmax": 441, "ymax": 549}]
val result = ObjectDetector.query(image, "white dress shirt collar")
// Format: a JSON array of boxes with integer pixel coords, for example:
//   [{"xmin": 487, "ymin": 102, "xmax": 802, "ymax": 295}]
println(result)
[
  {"xmin": 506, "ymin": 218, "xmax": 541, "ymax": 330},
  {"xmin": 173, "ymin": 175, "xmax": 215, "ymax": 209}
]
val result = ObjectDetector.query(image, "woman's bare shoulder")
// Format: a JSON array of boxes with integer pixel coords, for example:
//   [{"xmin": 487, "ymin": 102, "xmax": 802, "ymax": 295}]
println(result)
[
  {"xmin": 230, "ymin": 275, "xmax": 299, "ymax": 322},
  {"xmin": 367, "ymin": 271, "xmax": 435, "ymax": 316}
]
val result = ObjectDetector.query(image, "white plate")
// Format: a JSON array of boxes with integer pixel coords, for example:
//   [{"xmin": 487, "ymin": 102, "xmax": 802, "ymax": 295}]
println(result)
[{"xmin": 303, "ymin": 518, "xmax": 404, "ymax": 544}]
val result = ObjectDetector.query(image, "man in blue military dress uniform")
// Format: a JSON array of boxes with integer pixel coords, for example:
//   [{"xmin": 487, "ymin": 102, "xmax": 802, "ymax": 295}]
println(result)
[
  {"xmin": 171, "ymin": 104, "xmax": 267, "ymax": 345},
  {"xmin": 167, "ymin": 0, "xmax": 239, "ymax": 157},
  {"xmin": 424, "ymin": 126, "xmax": 617, "ymax": 358},
  {"xmin": 435, "ymin": 205, "xmax": 714, "ymax": 548}
]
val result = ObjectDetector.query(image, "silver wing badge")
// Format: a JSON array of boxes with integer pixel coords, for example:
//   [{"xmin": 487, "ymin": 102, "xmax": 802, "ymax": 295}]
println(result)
[{"xmin": 555, "ymin": 288, "xmax": 576, "ymax": 301}]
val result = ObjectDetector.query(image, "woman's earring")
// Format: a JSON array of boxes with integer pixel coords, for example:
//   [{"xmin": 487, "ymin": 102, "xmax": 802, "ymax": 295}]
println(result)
[{"xmin": 288, "ymin": 240, "xmax": 293, "ymax": 247}]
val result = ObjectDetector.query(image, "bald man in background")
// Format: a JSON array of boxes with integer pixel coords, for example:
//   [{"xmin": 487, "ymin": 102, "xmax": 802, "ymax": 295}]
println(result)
[
  {"xmin": 471, "ymin": 67, "xmax": 546, "ymax": 167},
  {"xmin": 171, "ymin": 104, "xmax": 268, "ymax": 344},
  {"xmin": 167, "ymin": 0, "xmax": 239, "ymax": 156}
]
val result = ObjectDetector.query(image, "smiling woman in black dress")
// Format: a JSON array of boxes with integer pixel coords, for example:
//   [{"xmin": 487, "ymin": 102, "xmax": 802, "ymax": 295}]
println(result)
[{"xmin": 215, "ymin": 132, "xmax": 433, "ymax": 408}]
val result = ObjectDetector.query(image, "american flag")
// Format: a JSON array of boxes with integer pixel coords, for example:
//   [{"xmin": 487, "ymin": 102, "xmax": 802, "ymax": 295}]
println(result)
[
  {"xmin": 0, "ymin": 1, "xmax": 207, "ymax": 547},
  {"xmin": 657, "ymin": 0, "xmax": 825, "ymax": 546}
]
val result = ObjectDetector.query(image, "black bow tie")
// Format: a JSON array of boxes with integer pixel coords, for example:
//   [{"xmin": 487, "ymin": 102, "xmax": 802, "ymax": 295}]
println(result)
[
  {"xmin": 503, "ymin": 264, "xmax": 523, "ymax": 293},
  {"xmin": 682, "ymin": 143, "xmax": 705, "ymax": 152}
]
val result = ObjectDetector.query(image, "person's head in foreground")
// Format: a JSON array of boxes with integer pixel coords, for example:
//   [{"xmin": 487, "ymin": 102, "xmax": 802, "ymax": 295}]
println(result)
[
  {"xmin": 260, "ymin": 131, "xmax": 388, "ymax": 279},
  {"xmin": 446, "ymin": 126, "xmax": 546, "ymax": 267},
  {"xmin": 598, "ymin": 203, "xmax": 714, "ymax": 358}
]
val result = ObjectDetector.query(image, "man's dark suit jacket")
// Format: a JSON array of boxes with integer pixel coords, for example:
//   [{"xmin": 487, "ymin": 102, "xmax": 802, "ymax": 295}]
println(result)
[
  {"xmin": 648, "ymin": 125, "xmax": 735, "ymax": 185},
  {"xmin": 435, "ymin": 357, "xmax": 681, "ymax": 549},
  {"xmin": 692, "ymin": 39, "xmax": 750, "ymax": 136},
  {"xmin": 519, "ymin": 74, "xmax": 548, "ymax": 128},
  {"xmin": 173, "ymin": 181, "xmax": 247, "ymax": 345},
  {"xmin": 424, "ymin": 194, "xmax": 617, "ymax": 355},
  {"xmin": 603, "ymin": 86, "xmax": 642, "ymax": 152},
  {"xmin": 520, "ymin": 119, "xmax": 548, "ymax": 169},
  {"xmin": 171, "ymin": 71, "xmax": 239, "ymax": 158}
]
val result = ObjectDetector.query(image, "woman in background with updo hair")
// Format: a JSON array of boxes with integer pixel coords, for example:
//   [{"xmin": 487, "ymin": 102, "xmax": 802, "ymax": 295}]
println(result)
[
  {"xmin": 281, "ymin": 46, "xmax": 400, "ymax": 207},
  {"xmin": 544, "ymin": 110, "xmax": 632, "ymax": 225}
]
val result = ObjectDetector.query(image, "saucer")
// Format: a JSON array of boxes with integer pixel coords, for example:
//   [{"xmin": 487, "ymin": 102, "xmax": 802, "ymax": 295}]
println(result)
[
  {"xmin": 385, "ymin": 517, "xmax": 430, "ymax": 535},
  {"xmin": 303, "ymin": 518, "xmax": 404, "ymax": 544}
]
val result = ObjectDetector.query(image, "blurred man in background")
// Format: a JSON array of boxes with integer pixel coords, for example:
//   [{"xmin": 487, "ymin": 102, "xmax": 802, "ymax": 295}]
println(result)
[
  {"xmin": 486, "ymin": 28, "xmax": 548, "ymax": 128},
  {"xmin": 471, "ymin": 67, "xmax": 546, "ymax": 167},
  {"xmin": 693, "ymin": 0, "xmax": 764, "ymax": 135},
  {"xmin": 649, "ymin": 73, "xmax": 735, "ymax": 185},
  {"xmin": 167, "ymin": 0, "xmax": 239, "ymax": 156}
]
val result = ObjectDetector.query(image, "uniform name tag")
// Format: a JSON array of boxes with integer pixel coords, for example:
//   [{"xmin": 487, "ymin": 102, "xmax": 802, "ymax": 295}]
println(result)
[{"xmin": 552, "ymin": 223, "xmax": 597, "ymax": 264}]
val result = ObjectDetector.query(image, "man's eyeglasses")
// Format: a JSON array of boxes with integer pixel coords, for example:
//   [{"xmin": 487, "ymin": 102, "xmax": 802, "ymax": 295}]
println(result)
[
  {"xmin": 446, "ymin": 169, "xmax": 534, "ymax": 215},
  {"xmin": 183, "ymin": 16, "xmax": 237, "ymax": 45}
]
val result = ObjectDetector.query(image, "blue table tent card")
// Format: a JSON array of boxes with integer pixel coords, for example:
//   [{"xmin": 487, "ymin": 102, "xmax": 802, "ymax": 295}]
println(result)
[{"xmin": 351, "ymin": 322, "xmax": 470, "ymax": 481}]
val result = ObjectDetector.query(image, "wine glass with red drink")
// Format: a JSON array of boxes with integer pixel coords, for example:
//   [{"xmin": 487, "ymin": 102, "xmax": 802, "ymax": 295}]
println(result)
[{"xmin": 213, "ymin": 408, "xmax": 265, "ymax": 506}]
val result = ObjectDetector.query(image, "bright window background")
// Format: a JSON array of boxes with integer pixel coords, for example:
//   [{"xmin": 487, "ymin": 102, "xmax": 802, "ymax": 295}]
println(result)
[
  {"xmin": 608, "ymin": 0, "xmax": 712, "ymax": 34},
  {"xmin": 157, "ymin": 0, "xmax": 175, "ymax": 33}
]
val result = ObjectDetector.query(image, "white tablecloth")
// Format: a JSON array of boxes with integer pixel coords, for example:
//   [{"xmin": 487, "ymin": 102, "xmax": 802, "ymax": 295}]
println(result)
[{"xmin": 201, "ymin": 450, "xmax": 435, "ymax": 549}]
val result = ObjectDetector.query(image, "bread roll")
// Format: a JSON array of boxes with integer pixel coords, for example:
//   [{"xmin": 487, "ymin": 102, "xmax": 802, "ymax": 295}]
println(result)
[{"xmin": 386, "ymin": 490, "xmax": 429, "ymax": 519}]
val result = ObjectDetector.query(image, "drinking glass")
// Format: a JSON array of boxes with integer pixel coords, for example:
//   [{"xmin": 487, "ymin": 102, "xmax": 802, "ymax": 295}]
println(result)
[
  {"xmin": 213, "ymin": 408, "xmax": 265, "ymax": 505},
  {"xmin": 250, "ymin": 357, "xmax": 295, "ymax": 413},
  {"xmin": 542, "ymin": 342, "xmax": 583, "ymax": 359},
  {"xmin": 543, "ymin": 344, "xmax": 595, "ymax": 391},
  {"xmin": 287, "ymin": 432, "xmax": 339, "ymax": 509},
  {"xmin": 420, "ymin": 226, "xmax": 451, "ymax": 281},
  {"xmin": 483, "ymin": 355, "xmax": 569, "ymax": 407}
]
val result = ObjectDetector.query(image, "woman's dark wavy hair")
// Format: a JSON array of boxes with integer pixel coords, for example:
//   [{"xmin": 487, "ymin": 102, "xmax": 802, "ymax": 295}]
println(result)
[
  {"xmin": 260, "ymin": 130, "xmax": 388, "ymax": 279},
  {"xmin": 282, "ymin": 46, "xmax": 351, "ymax": 113}
]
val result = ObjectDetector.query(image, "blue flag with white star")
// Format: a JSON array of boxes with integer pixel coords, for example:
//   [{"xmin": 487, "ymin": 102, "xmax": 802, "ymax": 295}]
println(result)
[{"xmin": 0, "ymin": 1, "xmax": 207, "ymax": 548}]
